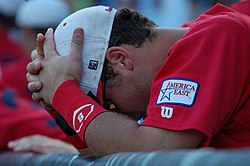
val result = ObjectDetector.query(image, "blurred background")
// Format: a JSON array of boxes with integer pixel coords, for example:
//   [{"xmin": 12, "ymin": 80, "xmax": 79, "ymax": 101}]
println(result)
[{"xmin": 68, "ymin": 0, "xmax": 239, "ymax": 27}]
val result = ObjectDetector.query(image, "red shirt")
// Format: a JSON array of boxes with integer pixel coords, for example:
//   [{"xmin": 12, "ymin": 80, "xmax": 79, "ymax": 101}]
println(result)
[
  {"xmin": 230, "ymin": 0, "xmax": 250, "ymax": 16},
  {"xmin": 141, "ymin": 4, "xmax": 250, "ymax": 148},
  {"xmin": 0, "ymin": 29, "xmax": 31, "ymax": 101},
  {"xmin": 182, "ymin": 1, "xmax": 250, "ymax": 27}
]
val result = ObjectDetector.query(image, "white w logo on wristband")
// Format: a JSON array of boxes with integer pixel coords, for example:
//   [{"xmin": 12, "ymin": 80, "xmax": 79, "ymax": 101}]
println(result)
[{"xmin": 73, "ymin": 104, "xmax": 94, "ymax": 133}]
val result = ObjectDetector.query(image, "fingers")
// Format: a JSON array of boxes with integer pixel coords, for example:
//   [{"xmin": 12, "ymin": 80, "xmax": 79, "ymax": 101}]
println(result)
[
  {"xmin": 8, "ymin": 135, "xmax": 46, "ymax": 153},
  {"xmin": 44, "ymin": 28, "xmax": 57, "ymax": 59},
  {"xmin": 26, "ymin": 61, "xmax": 42, "ymax": 75},
  {"xmin": 32, "ymin": 93, "xmax": 43, "ymax": 102},
  {"xmin": 40, "ymin": 100, "xmax": 54, "ymax": 111},
  {"xmin": 31, "ymin": 49, "xmax": 44, "ymax": 61},
  {"xmin": 26, "ymin": 73, "xmax": 39, "ymax": 84},
  {"xmin": 70, "ymin": 27, "xmax": 84, "ymax": 60},
  {"xmin": 8, "ymin": 136, "xmax": 35, "ymax": 152},
  {"xmin": 36, "ymin": 33, "xmax": 45, "ymax": 56},
  {"xmin": 28, "ymin": 81, "xmax": 43, "ymax": 92}
]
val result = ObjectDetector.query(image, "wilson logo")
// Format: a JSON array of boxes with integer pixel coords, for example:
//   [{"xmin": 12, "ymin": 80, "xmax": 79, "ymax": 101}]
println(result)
[{"xmin": 161, "ymin": 106, "xmax": 173, "ymax": 118}]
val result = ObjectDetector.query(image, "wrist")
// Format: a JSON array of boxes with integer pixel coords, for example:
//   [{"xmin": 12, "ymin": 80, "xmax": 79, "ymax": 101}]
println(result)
[{"xmin": 52, "ymin": 80, "xmax": 106, "ymax": 144}]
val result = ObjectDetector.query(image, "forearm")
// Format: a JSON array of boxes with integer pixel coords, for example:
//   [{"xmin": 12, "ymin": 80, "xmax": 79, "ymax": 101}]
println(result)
[
  {"xmin": 85, "ymin": 112, "xmax": 140, "ymax": 156},
  {"xmin": 85, "ymin": 111, "xmax": 207, "ymax": 156}
]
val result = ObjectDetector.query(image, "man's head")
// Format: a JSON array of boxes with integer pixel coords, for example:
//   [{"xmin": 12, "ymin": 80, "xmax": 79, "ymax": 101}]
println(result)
[
  {"xmin": 103, "ymin": 7, "xmax": 158, "ymax": 114},
  {"xmin": 54, "ymin": 5, "xmax": 158, "ymax": 116}
]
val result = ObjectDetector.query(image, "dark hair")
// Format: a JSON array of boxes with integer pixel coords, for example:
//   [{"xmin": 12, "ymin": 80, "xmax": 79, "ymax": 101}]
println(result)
[
  {"xmin": 109, "ymin": 8, "xmax": 157, "ymax": 48},
  {"xmin": 101, "ymin": 7, "xmax": 157, "ymax": 86}
]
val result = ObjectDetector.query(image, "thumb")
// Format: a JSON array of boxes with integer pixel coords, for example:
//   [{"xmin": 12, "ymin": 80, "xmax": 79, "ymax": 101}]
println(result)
[{"xmin": 70, "ymin": 27, "xmax": 84, "ymax": 62}]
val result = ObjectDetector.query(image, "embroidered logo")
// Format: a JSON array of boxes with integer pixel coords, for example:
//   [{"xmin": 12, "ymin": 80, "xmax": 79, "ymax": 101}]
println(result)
[
  {"xmin": 73, "ymin": 104, "xmax": 94, "ymax": 133},
  {"xmin": 161, "ymin": 106, "xmax": 173, "ymax": 118},
  {"xmin": 88, "ymin": 60, "xmax": 99, "ymax": 70},
  {"xmin": 157, "ymin": 78, "xmax": 199, "ymax": 107},
  {"xmin": 105, "ymin": 7, "xmax": 113, "ymax": 12}
]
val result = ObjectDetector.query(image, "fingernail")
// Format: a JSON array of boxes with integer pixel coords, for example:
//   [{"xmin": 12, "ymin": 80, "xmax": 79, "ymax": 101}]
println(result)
[
  {"xmin": 45, "ymin": 28, "xmax": 52, "ymax": 36},
  {"xmin": 35, "ymin": 81, "xmax": 41, "ymax": 89},
  {"xmin": 34, "ymin": 62, "xmax": 40, "ymax": 70},
  {"xmin": 76, "ymin": 27, "xmax": 84, "ymax": 36}
]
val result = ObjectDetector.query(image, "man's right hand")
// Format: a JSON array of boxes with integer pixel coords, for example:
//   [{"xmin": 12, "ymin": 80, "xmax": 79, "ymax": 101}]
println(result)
[
  {"xmin": 26, "ymin": 33, "xmax": 54, "ymax": 111},
  {"xmin": 26, "ymin": 33, "xmax": 45, "ymax": 100}
]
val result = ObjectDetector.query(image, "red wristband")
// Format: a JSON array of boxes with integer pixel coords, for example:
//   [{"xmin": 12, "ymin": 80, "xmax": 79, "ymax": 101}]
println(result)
[
  {"xmin": 43, "ymin": 103, "xmax": 87, "ymax": 149},
  {"xmin": 52, "ymin": 80, "xmax": 106, "ymax": 144}
]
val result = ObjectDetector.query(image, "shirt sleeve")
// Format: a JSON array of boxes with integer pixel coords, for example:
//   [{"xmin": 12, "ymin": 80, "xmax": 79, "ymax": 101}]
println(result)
[{"xmin": 141, "ymin": 13, "xmax": 250, "ymax": 146}]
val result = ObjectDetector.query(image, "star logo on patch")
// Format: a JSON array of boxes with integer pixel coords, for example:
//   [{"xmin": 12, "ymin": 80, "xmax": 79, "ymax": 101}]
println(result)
[{"xmin": 160, "ymin": 87, "xmax": 174, "ymax": 101}]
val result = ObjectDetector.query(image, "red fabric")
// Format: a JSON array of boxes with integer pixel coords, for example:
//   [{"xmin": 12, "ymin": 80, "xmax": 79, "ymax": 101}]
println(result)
[
  {"xmin": 230, "ymin": 0, "xmax": 250, "ymax": 16},
  {"xmin": 141, "ymin": 4, "xmax": 250, "ymax": 148},
  {"xmin": 0, "ymin": 88, "xmax": 71, "ymax": 151},
  {"xmin": 182, "ymin": 1, "xmax": 250, "ymax": 27},
  {"xmin": 52, "ymin": 80, "xmax": 106, "ymax": 147},
  {"xmin": 0, "ymin": 29, "xmax": 32, "ymax": 101}
]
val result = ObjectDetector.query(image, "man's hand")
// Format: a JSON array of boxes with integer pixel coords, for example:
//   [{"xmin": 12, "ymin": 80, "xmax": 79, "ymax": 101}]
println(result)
[
  {"xmin": 8, "ymin": 135, "xmax": 78, "ymax": 154},
  {"xmin": 26, "ymin": 27, "xmax": 84, "ymax": 105},
  {"xmin": 27, "ymin": 33, "xmax": 45, "ymax": 101}
]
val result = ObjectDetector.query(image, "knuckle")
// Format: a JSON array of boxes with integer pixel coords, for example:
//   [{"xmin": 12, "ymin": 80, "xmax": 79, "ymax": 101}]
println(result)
[
  {"xmin": 26, "ymin": 73, "xmax": 31, "ymax": 81},
  {"xmin": 27, "ymin": 82, "xmax": 32, "ymax": 92},
  {"xmin": 32, "ymin": 93, "xmax": 41, "ymax": 102},
  {"xmin": 26, "ymin": 62, "xmax": 32, "ymax": 72},
  {"xmin": 31, "ymin": 50, "xmax": 37, "ymax": 60}
]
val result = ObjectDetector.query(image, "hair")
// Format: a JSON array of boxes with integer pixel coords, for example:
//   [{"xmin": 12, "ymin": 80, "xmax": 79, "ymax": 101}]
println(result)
[
  {"xmin": 101, "ymin": 8, "xmax": 157, "ymax": 89},
  {"xmin": 109, "ymin": 8, "xmax": 157, "ymax": 48}
]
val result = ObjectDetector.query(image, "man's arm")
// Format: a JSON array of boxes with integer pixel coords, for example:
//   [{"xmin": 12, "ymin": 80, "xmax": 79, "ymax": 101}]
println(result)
[
  {"xmin": 86, "ymin": 112, "xmax": 205, "ymax": 155},
  {"xmin": 27, "ymin": 28, "xmax": 205, "ymax": 156}
]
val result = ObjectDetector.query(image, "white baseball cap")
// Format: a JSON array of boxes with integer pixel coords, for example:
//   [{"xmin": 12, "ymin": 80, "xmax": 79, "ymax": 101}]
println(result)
[
  {"xmin": 54, "ymin": 5, "xmax": 117, "ymax": 98},
  {"xmin": 16, "ymin": 0, "xmax": 70, "ymax": 28}
]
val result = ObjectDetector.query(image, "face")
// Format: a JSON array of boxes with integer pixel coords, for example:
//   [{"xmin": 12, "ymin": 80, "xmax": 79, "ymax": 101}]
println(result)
[
  {"xmin": 105, "ymin": 60, "xmax": 156, "ymax": 118},
  {"xmin": 104, "ymin": 40, "xmax": 166, "ymax": 119}
]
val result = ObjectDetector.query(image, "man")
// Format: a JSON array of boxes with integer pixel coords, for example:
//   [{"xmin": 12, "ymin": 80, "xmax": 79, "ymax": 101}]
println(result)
[{"xmin": 26, "ymin": 4, "xmax": 250, "ymax": 156}]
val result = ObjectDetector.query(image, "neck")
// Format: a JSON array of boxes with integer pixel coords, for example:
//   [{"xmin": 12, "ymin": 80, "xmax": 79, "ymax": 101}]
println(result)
[
  {"xmin": 152, "ymin": 27, "xmax": 189, "ymax": 56},
  {"xmin": 137, "ymin": 27, "xmax": 188, "ymax": 70}
]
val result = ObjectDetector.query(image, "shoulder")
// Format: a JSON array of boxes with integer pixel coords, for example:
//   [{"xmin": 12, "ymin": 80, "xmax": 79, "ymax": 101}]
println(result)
[{"xmin": 190, "ymin": 6, "xmax": 250, "ymax": 33}]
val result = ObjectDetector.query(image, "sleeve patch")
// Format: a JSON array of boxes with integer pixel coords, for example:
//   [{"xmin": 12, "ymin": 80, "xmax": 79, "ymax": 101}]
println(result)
[{"xmin": 156, "ymin": 78, "xmax": 199, "ymax": 107}]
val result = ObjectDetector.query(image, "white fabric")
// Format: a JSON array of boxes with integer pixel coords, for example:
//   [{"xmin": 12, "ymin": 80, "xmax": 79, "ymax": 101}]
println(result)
[
  {"xmin": 16, "ymin": 0, "xmax": 70, "ymax": 28},
  {"xmin": 54, "ymin": 6, "xmax": 117, "ymax": 95}
]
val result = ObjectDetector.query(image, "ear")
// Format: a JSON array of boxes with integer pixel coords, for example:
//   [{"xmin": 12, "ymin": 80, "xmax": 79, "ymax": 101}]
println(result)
[{"xmin": 106, "ymin": 46, "xmax": 134, "ymax": 70}]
